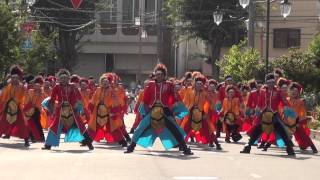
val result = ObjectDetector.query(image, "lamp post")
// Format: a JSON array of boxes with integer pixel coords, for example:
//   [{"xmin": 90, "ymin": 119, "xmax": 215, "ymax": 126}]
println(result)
[
  {"xmin": 213, "ymin": 9, "xmax": 223, "ymax": 26},
  {"xmin": 135, "ymin": 16, "xmax": 147, "ymax": 85},
  {"xmin": 239, "ymin": 0, "xmax": 292, "ymax": 74}
]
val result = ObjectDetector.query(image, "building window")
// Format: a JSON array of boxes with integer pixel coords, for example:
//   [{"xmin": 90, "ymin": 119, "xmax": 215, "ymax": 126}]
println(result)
[
  {"xmin": 97, "ymin": 0, "xmax": 118, "ymax": 35},
  {"xmin": 122, "ymin": 0, "xmax": 140, "ymax": 35},
  {"xmin": 273, "ymin": 28, "xmax": 301, "ymax": 48},
  {"xmin": 145, "ymin": 0, "xmax": 157, "ymax": 24},
  {"xmin": 122, "ymin": 0, "xmax": 139, "ymax": 24}
]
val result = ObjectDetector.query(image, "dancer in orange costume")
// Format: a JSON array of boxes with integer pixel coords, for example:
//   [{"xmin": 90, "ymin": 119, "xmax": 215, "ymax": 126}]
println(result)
[
  {"xmin": 181, "ymin": 75, "xmax": 222, "ymax": 150},
  {"xmin": 287, "ymin": 82, "xmax": 318, "ymax": 153},
  {"xmin": 219, "ymin": 85, "xmax": 243, "ymax": 143},
  {"xmin": 0, "ymin": 65, "xmax": 30, "ymax": 147},
  {"xmin": 87, "ymin": 73, "xmax": 128, "ymax": 147},
  {"xmin": 24, "ymin": 76, "xmax": 47, "ymax": 142}
]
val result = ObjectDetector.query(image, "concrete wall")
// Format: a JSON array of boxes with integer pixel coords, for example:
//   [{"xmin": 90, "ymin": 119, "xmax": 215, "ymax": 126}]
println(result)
[{"xmin": 74, "ymin": 53, "xmax": 105, "ymax": 80}]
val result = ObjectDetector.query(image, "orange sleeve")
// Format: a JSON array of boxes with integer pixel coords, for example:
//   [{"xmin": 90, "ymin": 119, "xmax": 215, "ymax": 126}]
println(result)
[
  {"xmin": 183, "ymin": 89, "xmax": 193, "ymax": 110},
  {"xmin": 221, "ymin": 98, "xmax": 228, "ymax": 114},
  {"xmin": 233, "ymin": 98, "xmax": 240, "ymax": 116},
  {"xmin": 297, "ymin": 100, "xmax": 307, "ymax": 119}
]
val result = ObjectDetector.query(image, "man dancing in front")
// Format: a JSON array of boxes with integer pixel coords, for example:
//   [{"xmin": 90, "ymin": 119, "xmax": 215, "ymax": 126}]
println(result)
[{"xmin": 125, "ymin": 63, "xmax": 193, "ymax": 155}]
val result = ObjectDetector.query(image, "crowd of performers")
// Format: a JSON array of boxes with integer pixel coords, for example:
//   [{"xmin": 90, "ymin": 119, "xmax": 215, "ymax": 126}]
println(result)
[{"xmin": 0, "ymin": 63, "xmax": 318, "ymax": 157}]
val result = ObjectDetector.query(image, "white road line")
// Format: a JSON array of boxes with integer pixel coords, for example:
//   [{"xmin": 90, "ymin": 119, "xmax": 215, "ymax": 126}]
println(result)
[
  {"xmin": 226, "ymin": 156, "xmax": 235, "ymax": 161},
  {"xmin": 250, "ymin": 173, "xmax": 262, "ymax": 179},
  {"xmin": 173, "ymin": 177, "xmax": 218, "ymax": 180}
]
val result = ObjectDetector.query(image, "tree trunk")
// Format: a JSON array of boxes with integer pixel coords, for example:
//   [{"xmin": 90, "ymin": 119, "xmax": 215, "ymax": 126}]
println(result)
[
  {"xmin": 58, "ymin": 30, "xmax": 78, "ymax": 72},
  {"xmin": 209, "ymin": 38, "xmax": 223, "ymax": 80}
]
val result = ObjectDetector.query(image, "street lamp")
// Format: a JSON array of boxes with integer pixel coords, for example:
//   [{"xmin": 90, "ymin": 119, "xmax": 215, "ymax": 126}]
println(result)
[
  {"xmin": 239, "ymin": 0, "xmax": 250, "ymax": 9},
  {"xmin": 135, "ymin": 16, "xmax": 147, "ymax": 85},
  {"xmin": 280, "ymin": 0, "xmax": 292, "ymax": 18},
  {"xmin": 213, "ymin": 10, "xmax": 223, "ymax": 26},
  {"xmin": 239, "ymin": 0, "xmax": 292, "ymax": 73}
]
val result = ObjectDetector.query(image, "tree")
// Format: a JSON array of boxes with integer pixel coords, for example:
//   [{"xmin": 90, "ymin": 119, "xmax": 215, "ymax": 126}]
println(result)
[
  {"xmin": 21, "ymin": 31, "xmax": 57, "ymax": 75},
  {"xmin": 272, "ymin": 48, "xmax": 320, "ymax": 92},
  {"xmin": 32, "ymin": 0, "xmax": 97, "ymax": 72},
  {"xmin": 165, "ymin": 0, "xmax": 247, "ymax": 79},
  {"xmin": 0, "ymin": 4, "xmax": 22, "ymax": 81},
  {"xmin": 220, "ymin": 40, "xmax": 264, "ymax": 82},
  {"xmin": 308, "ymin": 32, "xmax": 320, "ymax": 68}
]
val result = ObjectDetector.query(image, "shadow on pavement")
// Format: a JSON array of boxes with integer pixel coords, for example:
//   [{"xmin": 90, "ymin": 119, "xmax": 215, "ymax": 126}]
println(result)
[
  {"xmin": 188, "ymin": 144, "xmax": 229, "ymax": 153},
  {"xmin": 138, "ymin": 152, "xmax": 200, "ymax": 160},
  {"xmin": 51, "ymin": 149, "xmax": 92, "ymax": 153},
  {"xmin": 254, "ymin": 153, "xmax": 311, "ymax": 160},
  {"xmin": 0, "ymin": 142, "xmax": 37, "ymax": 150},
  {"xmin": 94, "ymin": 145, "xmax": 125, "ymax": 151}
]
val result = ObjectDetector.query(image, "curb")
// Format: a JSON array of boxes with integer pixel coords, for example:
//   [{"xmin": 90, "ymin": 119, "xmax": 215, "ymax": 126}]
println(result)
[{"xmin": 311, "ymin": 130, "xmax": 320, "ymax": 141}]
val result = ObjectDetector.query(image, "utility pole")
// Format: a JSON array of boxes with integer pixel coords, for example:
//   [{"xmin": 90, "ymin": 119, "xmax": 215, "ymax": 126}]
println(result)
[
  {"xmin": 248, "ymin": 1, "xmax": 255, "ymax": 48},
  {"xmin": 265, "ymin": 0, "xmax": 270, "ymax": 74},
  {"xmin": 157, "ymin": 0, "xmax": 163, "ymax": 63}
]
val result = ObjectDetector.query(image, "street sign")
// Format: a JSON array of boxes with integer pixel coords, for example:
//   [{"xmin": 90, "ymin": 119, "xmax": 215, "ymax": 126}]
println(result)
[
  {"xmin": 71, "ymin": 0, "xmax": 83, "ymax": 9},
  {"xmin": 22, "ymin": 39, "xmax": 32, "ymax": 51},
  {"xmin": 21, "ymin": 23, "xmax": 34, "ymax": 33}
]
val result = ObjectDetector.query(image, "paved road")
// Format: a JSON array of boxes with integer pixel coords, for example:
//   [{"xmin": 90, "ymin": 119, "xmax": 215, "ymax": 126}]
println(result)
[{"xmin": 0, "ymin": 114, "xmax": 320, "ymax": 180}]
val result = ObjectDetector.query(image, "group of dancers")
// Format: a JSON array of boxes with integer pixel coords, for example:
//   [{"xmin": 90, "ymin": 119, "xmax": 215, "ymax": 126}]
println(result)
[{"xmin": 0, "ymin": 63, "xmax": 318, "ymax": 157}]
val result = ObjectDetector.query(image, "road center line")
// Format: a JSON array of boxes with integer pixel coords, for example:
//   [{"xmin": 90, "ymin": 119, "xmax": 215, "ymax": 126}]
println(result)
[
  {"xmin": 250, "ymin": 173, "xmax": 262, "ymax": 179},
  {"xmin": 173, "ymin": 177, "xmax": 218, "ymax": 180}
]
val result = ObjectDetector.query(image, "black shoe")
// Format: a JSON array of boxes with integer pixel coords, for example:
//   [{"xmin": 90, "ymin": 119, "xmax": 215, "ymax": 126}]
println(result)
[
  {"xmin": 119, "ymin": 140, "xmax": 128, "ymax": 147},
  {"xmin": 178, "ymin": 146, "xmax": 184, "ymax": 151},
  {"xmin": 286, "ymin": 146, "xmax": 296, "ymax": 156},
  {"xmin": 216, "ymin": 144, "xmax": 222, "ymax": 151},
  {"xmin": 209, "ymin": 143, "xmax": 215, "ymax": 147},
  {"xmin": 183, "ymin": 147, "xmax": 194, "ymax": 155},
  {"xmin": 311, "ymin": 145, "xmax": 318, "ymax": 154},
  {"xmin": 231, "ymin": 133, "xmax": 242, "ymax": 142},
  {"xmin": 87, "ymin": 142, "xmax": 94, "ymax": 150},
  {"xmin": 2, "ymin": 135, "xmax": 10, "ymax": 139},
  {"xmin": 80, "ymin": 140, "xmax": 87, "ymax": 147},
  {"xmin": 225, "ymin": 138, "xmax": 231, "ymax": 143},
  {"xmin": 24, "ymin": 140, "xmax": 30, "ymax": 147},
  {"xmin": 41, "ymin": 145, "xmax": 51, "ymax": 150},
  {"xmin": 257, "ymin": 142, "xmax": 266, "ymax": 149},
  {"xmin": 240, "ymin": 145, "xmax": 251, "ymax": 154},
  {"xmin": 262, "ymin": 143, "xmax": 271, "ymax": 152},
  {"xmin": 124, "ymin": 143, "xmax": 136, "ymax": 153}
]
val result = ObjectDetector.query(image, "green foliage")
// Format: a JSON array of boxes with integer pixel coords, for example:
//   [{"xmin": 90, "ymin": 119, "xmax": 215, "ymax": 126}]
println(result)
[
  {"xmin": 308, "ymin": 33, "xmax": 320, "ymax": 68},
  {"xmin": 21, "ymin": 31, "xmax": 57, "ymax": 75},
  {"xmin": 309, "ymin": 106, "xmax": 320, "ymax": 130},
  {"xmin": 219, "ymin": 40, "xmax": 264, "ymax": 82},
  {"xmin": 164, "ymin": 0, "xmax": 247, "ymax": 79},
  {"xmin": 33, "ymin": 0, "xmax": 96, "ymax": 71},
  {"xmin": 271, "ymin": 48, "xmax": 320, "ymax": 92},
  {"xmin": 0, "ymin": 4, "xmax": 22, "ymax": 81}
]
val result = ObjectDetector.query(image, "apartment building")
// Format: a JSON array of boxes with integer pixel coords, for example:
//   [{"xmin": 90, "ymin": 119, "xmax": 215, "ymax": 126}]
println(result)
[{"xmin": 75, "ymin": 0, "xmax": 166, "ymax": 87}]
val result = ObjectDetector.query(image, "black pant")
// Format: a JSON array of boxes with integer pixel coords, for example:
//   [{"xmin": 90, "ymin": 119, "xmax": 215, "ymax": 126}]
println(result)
[{"xmin": 248, "ymin": 113, "xmax": 293, "ymax": 148}]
